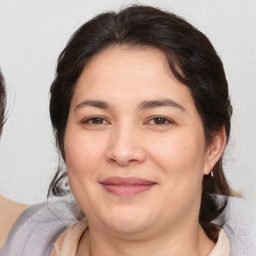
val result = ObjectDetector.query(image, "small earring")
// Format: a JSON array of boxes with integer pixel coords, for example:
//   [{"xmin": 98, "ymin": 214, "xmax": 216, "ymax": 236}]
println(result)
[{"xmin": 211, "ymin": 170, "xmax": 214, "ymax": 177}]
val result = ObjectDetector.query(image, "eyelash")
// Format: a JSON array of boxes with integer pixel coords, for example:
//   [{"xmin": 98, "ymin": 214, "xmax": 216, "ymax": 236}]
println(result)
[
  {"xmin": 82, "ymin": 116, "xmax": 108, "ymax": 125},
  {"xmin": 146, "ymin": 116, "xmax": 174, "ymax": 125},
  {"xmin": 81, "ymin": 116, "xmax": 174, "ymax": 126}
]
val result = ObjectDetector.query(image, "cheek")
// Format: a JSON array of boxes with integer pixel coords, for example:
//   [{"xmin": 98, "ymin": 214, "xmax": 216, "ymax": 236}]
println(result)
[
  {"xmin": 64, "ymin": 131, "xmax": 106, "ymax": 175},
  {"xmin": 64, "ymin": 131, "xmax": 107, "ymax": 213},
  {"xmin": 151, "ymin": 132, "xmax": 206, "ymax": 211},
  {"xmin": 150, "ymin": 132, "xmax": 205, "ymax": 171},
  {"xmin": 147, "ymin": 131, "xmax": 206, "ymax": 202}
]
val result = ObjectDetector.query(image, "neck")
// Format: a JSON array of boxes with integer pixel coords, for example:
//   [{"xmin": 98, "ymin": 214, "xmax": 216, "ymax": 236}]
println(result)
[{"xmin": 76, "ymin": 221, "xmax": 215, "ymax": 256}]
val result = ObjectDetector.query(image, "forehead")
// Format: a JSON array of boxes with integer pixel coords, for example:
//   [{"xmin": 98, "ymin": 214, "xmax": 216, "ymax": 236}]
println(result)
[
  {"xmin": 82, "ymin": 45, "xmax": 170, "ymax": 83},
  {"xmin": 72, "ymin": 45, "xmax": 195, "ymax": 109}
]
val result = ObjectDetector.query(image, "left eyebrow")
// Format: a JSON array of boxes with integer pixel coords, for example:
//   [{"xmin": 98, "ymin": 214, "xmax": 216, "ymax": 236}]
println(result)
[
  {"xmin": 138, "ymin": 99, "xmax": 186, "ymax": 111},
  {"xmin": 74, "ymin": 100, "xmax": 112, "ymax": 111}
]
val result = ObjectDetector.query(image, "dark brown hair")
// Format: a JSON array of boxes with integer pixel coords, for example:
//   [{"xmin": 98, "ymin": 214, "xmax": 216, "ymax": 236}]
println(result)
[
  {"xmin": 48, "ymin": 5, "xmax": 232, "ymax": 240},
  {"xmin": 0, "ymin": 69, "xmax": 6, "ymax": 135}
]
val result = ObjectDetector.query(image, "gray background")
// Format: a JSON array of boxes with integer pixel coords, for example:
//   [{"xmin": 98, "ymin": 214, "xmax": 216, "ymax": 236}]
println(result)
[{"xmin": 0, "ymin": 0, "xmax": 255, "ymax": 215}]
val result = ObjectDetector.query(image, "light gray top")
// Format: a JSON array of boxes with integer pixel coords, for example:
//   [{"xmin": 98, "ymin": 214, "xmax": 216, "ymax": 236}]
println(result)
[
  {"xmin": 1, "ymin": 200, "xmax": 78, "ymax": 256},
  {"xmin": 1, "ymin": 197, "xmax": 256, "ymax": 256}
]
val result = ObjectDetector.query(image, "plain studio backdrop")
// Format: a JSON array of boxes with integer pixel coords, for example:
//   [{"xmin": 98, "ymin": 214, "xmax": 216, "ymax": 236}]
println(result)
[{"xmin": 0, "ymin": 0, "xmax": 255, "ymax": 215}]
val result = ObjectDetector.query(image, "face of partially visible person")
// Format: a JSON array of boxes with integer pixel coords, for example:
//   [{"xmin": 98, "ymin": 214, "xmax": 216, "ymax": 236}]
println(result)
[{"xmin": 64, "ymin": 46, "xmax": 225, "ymax": 238}]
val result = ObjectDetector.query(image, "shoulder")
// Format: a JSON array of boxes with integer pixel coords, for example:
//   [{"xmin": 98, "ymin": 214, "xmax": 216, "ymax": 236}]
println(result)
[
  {"xmin": 0, "ymin": 195, "xmax": 28, "ymax": 249},
  {"xmin": 214, "ymin": 196, "xmax": 256, "ymax": 256},
  {"xmin": 1, "ymin": 199, "xmax": 78, "ymax": 256}
]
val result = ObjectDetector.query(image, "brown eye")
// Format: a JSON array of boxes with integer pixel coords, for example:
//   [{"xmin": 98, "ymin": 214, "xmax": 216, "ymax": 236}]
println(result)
[
  {"xmin": 153, "ymin": 117, "xmax": 167, "ymax": 124},
  {"xmin": 149, "ymin": 117, "xmax": 172, "ymax": 125},
  {"xmin": 91, "ymin": 117, "xmax": 105, "ymax": 124},
  {"xmin": 83, "ymin": 117, "xmax": 107, "ymax": 125}
]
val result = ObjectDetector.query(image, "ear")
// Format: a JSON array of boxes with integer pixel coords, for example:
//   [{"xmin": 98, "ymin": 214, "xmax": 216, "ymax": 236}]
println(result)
[{"xmin": 203, "ymin": 126, "xmax": 227, "ymax": 175}]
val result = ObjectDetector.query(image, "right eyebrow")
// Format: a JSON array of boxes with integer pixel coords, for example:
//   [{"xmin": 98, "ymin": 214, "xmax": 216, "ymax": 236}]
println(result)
[
  {"xmin": 138, "ymin": 99, "xmax": 186, "ymax": 112},
  {"xmin": 74, "ymin": 100, "xmax": 112, "ymax": 111}
]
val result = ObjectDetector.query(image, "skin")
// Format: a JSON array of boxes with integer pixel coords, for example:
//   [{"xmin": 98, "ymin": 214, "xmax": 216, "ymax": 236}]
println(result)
[
  {"xmin": 64, "ymin": 46, "xmax": 226, "ymax": 256},
  {"xmin": 0, "ymin": 195, "xmax": 28, "ymax": 249}
]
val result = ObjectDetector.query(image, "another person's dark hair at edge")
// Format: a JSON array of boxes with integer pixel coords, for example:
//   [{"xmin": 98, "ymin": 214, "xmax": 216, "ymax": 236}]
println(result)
[
  {"xmin": 48, "ymin": 5, "xmax": 233, "ymax": 241},
  {"xmin": 0, "ymin": 69, "xmax": 6, "ymax": 135}
]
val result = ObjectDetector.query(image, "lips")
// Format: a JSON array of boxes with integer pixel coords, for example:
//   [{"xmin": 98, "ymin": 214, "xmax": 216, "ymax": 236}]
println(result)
[{"xmin": 100, "ymin": 177, "xmax": 156, "ymax": 196}]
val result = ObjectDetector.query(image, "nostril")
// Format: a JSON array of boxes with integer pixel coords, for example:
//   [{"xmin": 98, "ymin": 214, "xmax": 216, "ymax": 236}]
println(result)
[
  {"xmin": 107, "ymin": 157, "xmax": 131, "ymax": 166},
  {"xmin": 105, "ymin": 147, "xmax": 146, "ymax": 166}
]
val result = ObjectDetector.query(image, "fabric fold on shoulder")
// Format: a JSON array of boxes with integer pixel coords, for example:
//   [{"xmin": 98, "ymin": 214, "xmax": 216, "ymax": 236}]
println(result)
[
  {"xmin": 213, "ymin": 196, "xmax": 256, "ymax": 256},
  {"xmin": 1, "ymin": 200, "xmax": 78, "ymax": 256}
]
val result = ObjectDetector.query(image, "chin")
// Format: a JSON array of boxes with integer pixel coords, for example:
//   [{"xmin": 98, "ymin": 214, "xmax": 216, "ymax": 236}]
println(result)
[
  {"xmin": 101, "ymin": 206, "xmax": 156, "ymax": 234},
  {"xmin": 107, "ymin": 219, "xmax": 152, "ymax": 235}
]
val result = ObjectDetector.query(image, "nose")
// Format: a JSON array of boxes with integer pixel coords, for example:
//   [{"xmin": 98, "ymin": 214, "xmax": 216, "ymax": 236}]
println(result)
[{"xmin": 105, "ymin": 124, "xmax": 146, "ymax": 166}]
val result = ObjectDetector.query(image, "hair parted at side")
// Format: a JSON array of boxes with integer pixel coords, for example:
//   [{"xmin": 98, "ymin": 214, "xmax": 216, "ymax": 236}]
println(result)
[
  {"xmin": 0, "ymin": 69, "xmax": 6, "ymax": 135},
  {"xmin": 48, "ymin": 5, "xmax": 232, "ymax": 241}
]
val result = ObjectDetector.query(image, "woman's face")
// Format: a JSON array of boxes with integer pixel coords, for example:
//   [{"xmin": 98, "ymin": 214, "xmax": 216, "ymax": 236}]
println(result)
[{"xmin": 64, "ymin": 46, "xmax": 223, "ymax": 238}]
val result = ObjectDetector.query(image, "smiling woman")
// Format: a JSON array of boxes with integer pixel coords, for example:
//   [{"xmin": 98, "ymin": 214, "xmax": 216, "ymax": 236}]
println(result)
[
  {"xmin": 63, "ymin": 46, "xmax": 227, "ymax": 251},
  {"xmin": 49, "ymin": 6, "xmax": 232, "ymax": 255},
  {"xmin": 1, "ymin": 4, "xmax": 255, "ymax": 256}
]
